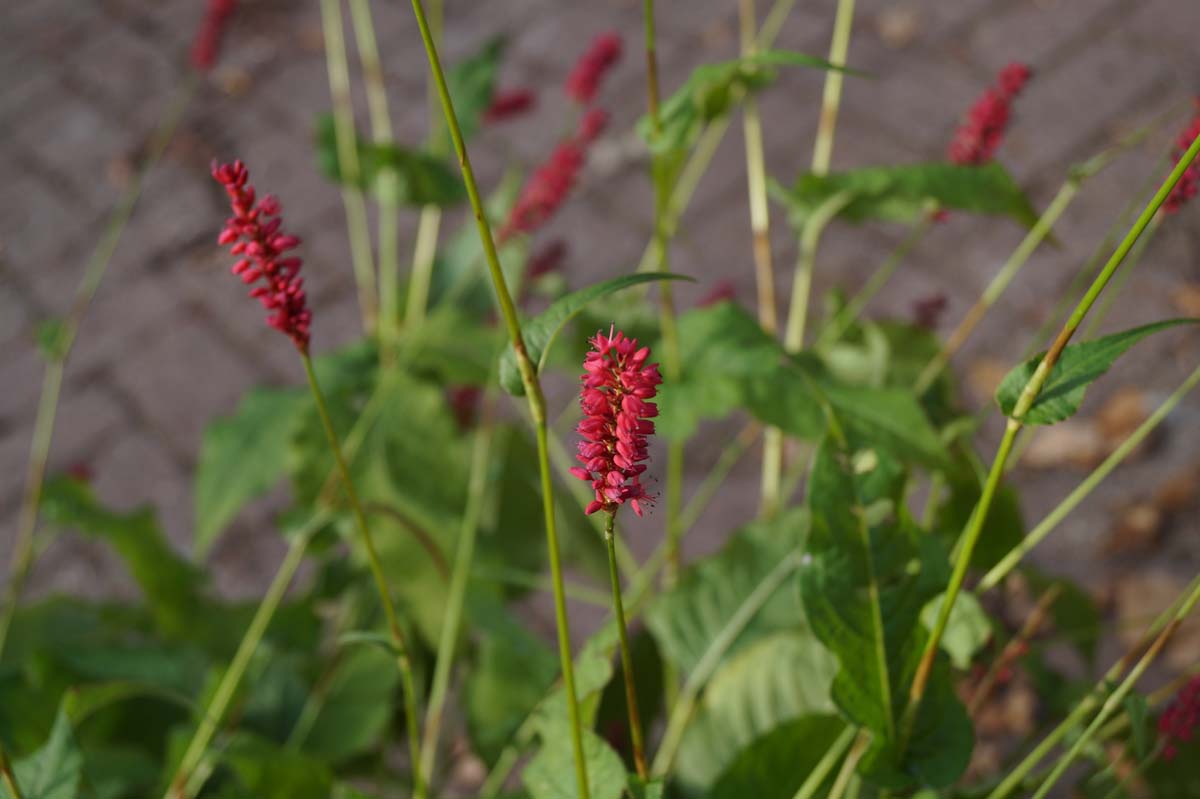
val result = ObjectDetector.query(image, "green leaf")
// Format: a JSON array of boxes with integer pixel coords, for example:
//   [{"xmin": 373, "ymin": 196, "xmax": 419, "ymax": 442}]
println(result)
[
  {"xmin": 315, "ymin": 114, "xmax": 465, "ymax": 206},
  {"xmin": 523, "ymin": 728, "xmax": 627, "ymax": 799},
  {"xmin": 498, "ymin": 273, "xmax": 692, "ymax": 396},
  {"xmin": 775, "ymin": 161, "xmax": 1039, "ymax": 228},
  {"xmin": 708, "ymin": 715, "xmax": 847, "ymax": 799},
  {"xmin": 195, "ymin": 388, "xmax": 306, "ymax": 555},
  {"xmin": 640, "ymin": 51, "xmax": 854, "ymax": 154},
  {"xmin": 626, "ymin": 776, "xmax": 665, "ymax": 799},
  {"xmin": 1, "ymin": 708, "xmax": 82, "ymax": 799},
  {"xmin": 995, "ymin": 319, "xmax": 1197, "ymax": 425},
  {"xmin": 920, "ymin": 591, "xmax": 992, "ymax": 670},
  {"xmin": 445, "ymin": 37, "xmax": 507, "ymax": 145},
  {"xmin": 646, "ymin": 509, "xmax": 810, "ymax": 675},
  {"xmin": 675, "ymin": 632, "xmax": 838, "ymax": 791},
  {"xmin": 1123, "ymin": 693, "xmax": 1150, "ymax": 760},
  {"xmin": 39, "ymin": 478, "xmax": 206, "ymax": 641},
  {"xmin": 301, "ymin": 646, "xmax": 399, "ymax": 764},
  {"xmin": 801, "ymin": 440, "xmax": 971, "ymax": 788},
  {"xmin": 222, "ymin": 733, "xmax": 334, "ymax": 799}
]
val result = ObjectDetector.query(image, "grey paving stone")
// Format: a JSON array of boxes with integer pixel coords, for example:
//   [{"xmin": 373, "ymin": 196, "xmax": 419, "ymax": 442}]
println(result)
[
  {"xmin": 966, "ymin": 0, "xmax": 1127, "ymax": 74},
  {"xmin": 67, "ymin": 22, "xmax": 181, "ymax": 120},
  {"xmin": 89, "ymin": 431, "xmax": 191, "ymax": 551}
]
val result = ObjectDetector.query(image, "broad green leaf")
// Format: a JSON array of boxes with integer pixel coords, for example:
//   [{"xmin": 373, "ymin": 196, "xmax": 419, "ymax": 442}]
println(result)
[
  {"xmin": 445, "ymin": 37, "xmax": 507, "ymax": 145},
  {"xmin": 195, "ymin": 387, "xmax": 306, "ymax": 555},
  {"xmin": 640, "ymin": 51, "xmax": 853, "ymax": 154},
  {"xmin": 523, "ymin": 728, "xmax": 627, "ymax": 799},
  {"xmin": 646, "ymin": 508, "xmax": 809, "ymax": 675},
  {"xmin": 627, "ymin": 776, "xmax": 665, "ymax": 799},
  {"xmin": 801, "ymin": 439, "xmax": 970, "ymax": 787},
  {"xmin": 498, "ymin": 273, "xmax": 692, "ymax": 396},
  {"xmin": 223, "ymin": 733, "xmax": 334, "ymax": 799},
  {"xmin": 1, "ymin": 708, "xmax": 82, "ymax": 799},
  {"xmin": 675, "ymin": 632, "xmax": 837, "ymax": 791},
  {"xmin": 315, "ymin": 114, "xmax": 465, "ymax": 206},
  {"xmin": 920, "ymin": 591, "xmax": 992, "ymax": 670},
  {"xmin": 39, "ymin": 478, "xmax": 206, "ymax": 641},
  {"xmin": 996, "ymin": 319, "xmax": 1196, "ymax": 425},
  {"xmin": 775, "ymin": 162, "xmax": 1038, "ymax": 228},
  {"xmin": 81, "ymin": 746, "xmax": 159, "ymax": 799},
  {"xmin": 708, "ymin": 715, "xmax": 847, "ymax": 799},
  {"xmin": 301, "ymin": 646, "xmax": 399, "ymax": 764}
]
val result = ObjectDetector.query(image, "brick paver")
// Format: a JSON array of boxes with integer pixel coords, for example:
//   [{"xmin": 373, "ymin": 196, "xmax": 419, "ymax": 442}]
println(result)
[{"xmin": 1, "ymin": 0, "xmax": 1198, "ymax": 607}]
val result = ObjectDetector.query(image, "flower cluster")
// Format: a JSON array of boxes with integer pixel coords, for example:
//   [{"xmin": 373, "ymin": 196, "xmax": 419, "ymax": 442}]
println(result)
[
  {"xmin": 212, "ymin": 160, "xmax": 312, "ymax": 352},
  {"xmin": 1163, "ymin": 101, "xmax": 1200, "ymax": 214},
  {"xmin": 569, "ymin": 329, "xmax": 661, "ymax": 517},
  {"xmin": 1160, "ymin": 676, "xmax": 1200, "ymax": 761},
  {"xmin": 947, "ymin": 62, "xmax": 1032, "ymax": 165},
  {"xmin": 498, "ymin": 110, "xmax": 609, "ymax": 241},
  {"xmin": 191, "ymin": 0, "xmax": 238, "ymax": 72},
  {"xmin": 485, "ymin": 88, "xmax": 536, "ymax": 124},
  {"xmin": 565, "ymin": 33, "xmax": 622, "ymax": 105}
]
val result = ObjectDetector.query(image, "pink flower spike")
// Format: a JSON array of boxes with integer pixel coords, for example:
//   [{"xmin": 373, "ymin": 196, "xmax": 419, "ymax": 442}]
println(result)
[
  {"xmin": 565, "ymin": 33, "xmax": 622, "ymax": 105},
  {"xmin": 947, "ymin": 61, "xmax": 1033, "ymax": 166},
  {"xmin": 192, "ymin": 0, "xmax": 238, "ymax": 72},
  {"xmin": 1163, "ymin": 100, "xmax": 1200, "ymax": 215},
  {"xmin": 212, "ymin": 160, "xmax": 312, "ymax": 352},
  {"xmin": 570, "ymin": 328, "xmax": 661, "ymax": 518},
  {"xmin": 1159, "ymin": 676, "xmax": 1200, "ymax": 761}
]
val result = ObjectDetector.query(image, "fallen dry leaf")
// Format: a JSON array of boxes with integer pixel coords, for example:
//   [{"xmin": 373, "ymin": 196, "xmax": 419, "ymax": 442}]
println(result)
[
  {"xmin": 876, "ymin": 6, "xmax": 920, "ymax": 48},
  {"xmin": 1105, "ymin": 501, "xmax": 1163, "ymax": 555},
  {"xmin": 1095, "ymin": 387, "xmax": 1150, "ymax": 445},
  {"xmin": 1155, "ymin": 466, "xmax": 1200, "ymax": 512},
  {"xmin": 1170, "ymin": 282, "xmax": 1200, "ymax": 317},
  {"xmin": 1021, "ymin": 421, "xmax": 1105, "ymax": 470}
]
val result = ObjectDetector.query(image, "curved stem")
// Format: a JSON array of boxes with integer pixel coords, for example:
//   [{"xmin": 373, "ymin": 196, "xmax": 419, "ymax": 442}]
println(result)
[
  {"xmin": 319, "ymin": 0, "xmax": 378, "ymax": 335},
  {"xmin": 301, "ymin": 354, "xmax": 424, "ymax": 799},
  {"xmin": 420, "ymin": 397, "xmax": 495, "ymax": 781},
  {"xmin": 826, "ymin": 729, "xmax": 869, "ymax": 799},
  {"xmin": 605, "ymin": 513, "xmax": 648, "ymax": 779},
  {"xmin": 404, "ymin": 1, "xmax": 590, "ymax": 792},
  {"xmin": 980, "ymin": 363, "xmax": 1200, "ymax": 591},
  {"xmin": 784, "ymin": 193, "xmax": 852, "ymax": 353},
  {"xmin": 791, "ymin": 725, "xmax": 856, "ymax": 799},
  {"xmin": 165, "ymin": 530, "xmax": 311, "ymax": 799}
]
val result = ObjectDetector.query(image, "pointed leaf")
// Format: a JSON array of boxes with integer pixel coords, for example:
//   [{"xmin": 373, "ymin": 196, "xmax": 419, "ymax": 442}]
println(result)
[
  {"xmin": 195, "ymin": 387, "xmax": 306, "ymax": 555},
  {"xmin": 301, "ymin": 646, "xmax": 399, "ymax": 764},
  {"xmin": 523, "ymin": 728, "xmax": 627, "ymax": 799},
  {"xmin": 498, "ymin": 273, "xmax": 692, "ymax": 395},
  {"xmin": 2, "ymin": 708, "xmax": 82, "ymax": 799},
  {"xmin": 709, "ymin": 715, "xmax": 847, "ymax": 799},
  {"xmin": 996, "ymin": 319, "xmax": 1196, "ymax": 424},
  {"xmin": 776, "ymin": 162, "xmax": 1038, "ymax": 228}
]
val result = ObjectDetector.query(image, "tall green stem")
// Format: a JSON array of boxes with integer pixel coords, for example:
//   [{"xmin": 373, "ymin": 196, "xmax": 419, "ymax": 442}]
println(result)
[
  {"xmin": 405, "ymin": 0, "xmax": 444, "ymax": 329},
  {"xmin": 420, "ymin": 393, "xmax": 495, "ymax": 780},
  {"xmin": 318, "ymin": 0, "xmax": 378, "ymax": 335},
  {"xmin": 826, "ymin": 729, "xmax": 869, "ymax": 799},
  {"xmin": 165, "ymin": 532, "xmax": 311, "ymax": 799},
  {"xmin": 0, "ymin": 78, "xmax": 194, "ymax": 662},
  {"xmin": 347, "ymin": 0, "xmax": 400, "ymax": 351},
  {"xmin": 605, "ymin": 513, "xmax": 648, "ymax": 778},
  {"xmin": 404, "ymin": 1, "xmax": 590, "ymax": 794},
  {"xmin": 784, "ymin": 193, "xmax": 852, "ymax": 352},
  {"xmin": 900, "ymin": 127, "xmax": 1200, "ymax": 751},
  {"xmin": 301, "ymin": 354, "xmax": 424, "ymax": 799},
  {"xmin": 812, "ymin": 0, "xmax": 856, "ymax": 175},
  {"xmin": 980, "ymin": 363, "xmax": 1200, "ymax": 591},
  {"xmin": 791, "ymin": 725, "xmax": 856, "ymax": 799}
]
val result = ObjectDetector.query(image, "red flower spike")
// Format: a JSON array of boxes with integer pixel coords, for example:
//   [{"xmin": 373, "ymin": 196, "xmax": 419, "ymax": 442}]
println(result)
[
  {"xmin": 571, "ymin": 328, "xmax": 661, "ymax": 517},
  {"xmin": 565, "ymin": 33, "xmax": 622, "ymax": 105},
  {"xmin": 1164, "ymin": 101, "xmax": 1200, "ymax": 214},
  {"xmin": 212, "ymin": 160, "xmax": 312, "ymax": 352},
  {"xmin": 1160, "ymin": 676, "xmax": 1200, "ymax": 761},
  {"xmin": 485, "ymin": 88, "xmax": 537, "ymax": 124},
  {"xmin": 947, "ymin": 61, "xmax": 1033, "ymax": 166},
  {"xmin": 696, "ymin": 280, "xmax": 736, "ymax": 308},
  {"xmin": 499, "ymin": 139, "xmax": 588, "ymax": 242},
  {"xmin": 192, "ymin": 0, "xmax": 238, "ymax": 72},
  {"xmin": 577, "ymin": 107, "xmax": 609, "ymax": 145}
]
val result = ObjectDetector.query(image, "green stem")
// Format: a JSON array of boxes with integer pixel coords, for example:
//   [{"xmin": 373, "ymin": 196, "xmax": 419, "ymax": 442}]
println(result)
[
  {"xmin": 419, "ymin": 393, "xmax": 496, "ymax": 781},
  {"xmin": 319, "ymin": 0, "xmax": 378, "ymax": 335},
  {"xmin": 404, "ymin": 207, "xmax": 442, "ymax": 327},
  {"xmin": 0, "ymin": 748, "xmax": 22, "ymax": 799},
  {"xmin": 784, "ymin": 192, "xmax": 852, "ymax": 353},
  {"xmin": 406, "ymin": 3, "xmax": 589, "ymax": 793},
  {"xmin": 901, "ymin": 127, "xmax": 1200, "ymax": 750},
  {"xmin": 916, "ymin": 178, "xmax": 1080, "ymax": 394},
  {"xmin": 791, "ymin": 725, "xmax": 856, "ymax": 799},
  {"xmin": 652, "ymin": 552, "xmax": 801, "ymax": 776},
  {"xmin": 164, "ymin": 531, "xmax": 311, "ymax": 799},
  {"xmin": 605, "ymin": 513, "xmax": 648, "ymax": 779},
  {"xmin": 0, "ymin": 78, "xmax": 194, "ymax": 662},
  {"xmin": 1082, "ymin": 213, "xmax": 1162, "ymax": 339},
  {"xmin": 812, "ymin": 0, "xmax": 856, "ymax": 175},
  {"xmin": 301, "ymin": 354, "xmax": 424, "ymax": 799},
  {"xmin": 826, "ymin": 729, "xmax": 869, "ymax": 799},
  {"xmin": 1030, "ymin": 578, "xmax": 1200, "ymax": 799},
  {"xmin": 980, "ymin": 363, "xmax": 1200, "ymax": 592},
  {"xmin": 347, "ymin": 0, "xmax": 400, "ymax": 352}
]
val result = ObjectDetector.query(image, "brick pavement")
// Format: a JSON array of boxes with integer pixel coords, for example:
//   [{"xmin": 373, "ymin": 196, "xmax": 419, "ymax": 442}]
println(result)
[{"xmin": 0, "ymin": 0, "xmax": 1198, "ymax": 647}]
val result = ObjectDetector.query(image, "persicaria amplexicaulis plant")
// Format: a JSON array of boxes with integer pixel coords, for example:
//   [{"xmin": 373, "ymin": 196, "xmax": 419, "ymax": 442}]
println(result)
[
  {"xmin": 569, "ymin": 328, "xmax": 661, "ymax": 517},
  {"xmin": 485, "ymin": 88, "xmax": 537, "ymax": 124},
  {"xmin": 212, "ymin": 160, "xmax": 312, "ymax": 352},
  {"xmin": 948, "ymin": 61, "xmax": 1032, "ymax": 165},
  {"xmin": 1159, "ymin": 676, "xmax": 1200, "ymax": 761},
  {"xmin": 1163, "ymin": 100, "xmax": 1200, "ymax": 213},
  {"xmin": 565, "ymin": 32, "xmax": 622, "ymax": 105}
]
